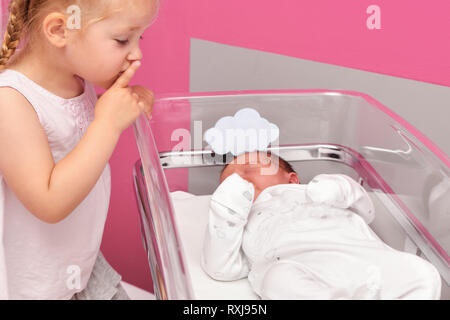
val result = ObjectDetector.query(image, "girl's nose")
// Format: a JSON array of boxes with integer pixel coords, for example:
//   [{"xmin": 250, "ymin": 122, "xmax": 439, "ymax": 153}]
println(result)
[{"xmin": 127, "ymin": 44, "xmax": 143, "ymax": 62}]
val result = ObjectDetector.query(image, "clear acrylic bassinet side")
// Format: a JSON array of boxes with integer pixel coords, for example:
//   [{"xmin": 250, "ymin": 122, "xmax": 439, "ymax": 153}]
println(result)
[{"xmin": 133, "ymin": 114, "xmax": 194, "ymax": 300}]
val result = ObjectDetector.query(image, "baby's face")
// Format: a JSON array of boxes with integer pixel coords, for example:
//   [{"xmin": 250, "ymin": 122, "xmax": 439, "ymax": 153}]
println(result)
[
  {"xmin": 66, "ymin": 0, "xmax": 159, "ymax": 89},
  {"xmin": 220, "ymin": 153, "xmax": 299, "ymax": 200}
]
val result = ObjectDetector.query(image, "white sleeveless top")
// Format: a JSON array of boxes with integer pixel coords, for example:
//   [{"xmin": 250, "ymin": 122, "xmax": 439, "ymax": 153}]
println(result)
[{"xmin": 0, "ymin": 69, "xmax": 111, "ymax": 300}]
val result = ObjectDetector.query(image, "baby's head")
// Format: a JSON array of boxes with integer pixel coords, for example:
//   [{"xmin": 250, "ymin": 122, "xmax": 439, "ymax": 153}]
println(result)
[
  {"xmin": 0, "ymin": 0, "xmax": 159, "ymax": 88},
  {"xmin": 220, "ymin": 151, "xmax": 300, "ymax": 200}
]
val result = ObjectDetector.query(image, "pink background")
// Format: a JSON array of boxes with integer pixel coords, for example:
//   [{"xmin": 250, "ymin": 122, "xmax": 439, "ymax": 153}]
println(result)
[
  {"xmin": 100, "ymin": 0, "xmax": 450, "ymax": 293},
  {"xmin": 3, "ymin": 0, "xmax": 449, "ymax": 293}
]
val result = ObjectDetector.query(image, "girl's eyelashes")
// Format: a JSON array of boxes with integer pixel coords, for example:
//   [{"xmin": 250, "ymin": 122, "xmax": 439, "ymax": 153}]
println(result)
[
  {"xmin": 115, "ymin": 36, "xmax": 144, "ymax": 46},
  {"xmin": 115, "ymin": 39, "xmax": 129, "ymax": 45}
]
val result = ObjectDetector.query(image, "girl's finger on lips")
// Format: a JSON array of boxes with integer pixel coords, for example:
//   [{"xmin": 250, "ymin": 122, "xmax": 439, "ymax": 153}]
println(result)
[{"xmin": 114, "ymin": 61, "xmax": 141, "ymax": 89}]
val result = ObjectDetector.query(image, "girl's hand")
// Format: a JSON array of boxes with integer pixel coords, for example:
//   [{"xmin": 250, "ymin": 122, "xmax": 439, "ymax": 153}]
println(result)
[
  {"xmin": 129, "ymin": 85, "xmax": 154, "ymax": 121},
  {"xmin": 94, "ymin": 61, "xmax": 154, "ymax": 135}
]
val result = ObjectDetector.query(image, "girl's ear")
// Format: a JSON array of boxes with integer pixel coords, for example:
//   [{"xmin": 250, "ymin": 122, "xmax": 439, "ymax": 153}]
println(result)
[
  {"xmin": 42, "ymin": 13, "xmax": 68, "ymax": 48},
  {"xmin": 288, "ymin": 172, "xmax": 300, "ymax": 184}
]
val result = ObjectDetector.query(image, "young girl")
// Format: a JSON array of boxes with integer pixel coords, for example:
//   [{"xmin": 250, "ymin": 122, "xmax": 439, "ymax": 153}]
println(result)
[{"xmin": 0, "ymin": 0, "xmax": 158, "ymax": 299}]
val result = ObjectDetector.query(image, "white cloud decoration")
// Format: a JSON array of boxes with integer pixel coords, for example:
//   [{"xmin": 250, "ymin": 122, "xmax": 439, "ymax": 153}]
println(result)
[{"xmin": 204, "ymin": 108, "xmax": 280, "ymax": 156}]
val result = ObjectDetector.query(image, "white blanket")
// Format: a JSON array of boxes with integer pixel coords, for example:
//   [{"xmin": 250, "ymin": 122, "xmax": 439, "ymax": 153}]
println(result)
[{"xmin": 201, "ymin": 173, "xmax": 441, "ymax": 299}]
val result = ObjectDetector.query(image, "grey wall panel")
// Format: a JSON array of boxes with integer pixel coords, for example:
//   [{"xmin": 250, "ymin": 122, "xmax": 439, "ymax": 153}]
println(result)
[{"xmin": 190, "ymin": 38, "xmax": 450, "ymax": 156}]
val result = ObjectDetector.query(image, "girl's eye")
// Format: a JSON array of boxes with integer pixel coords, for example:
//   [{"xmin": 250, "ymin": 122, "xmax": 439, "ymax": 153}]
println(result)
[
  {"xmin": 115, "ymin": 39, "xmax": 129, "ymax": 45},
  {"xmin": 115, "ymin": 36, "xmax": 143, "ymax": 46}
]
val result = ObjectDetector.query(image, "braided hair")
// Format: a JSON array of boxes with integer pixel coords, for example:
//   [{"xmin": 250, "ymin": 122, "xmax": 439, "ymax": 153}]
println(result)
[{"xmin": 0, "ymin": 0, "xmax": 30, "ymax": 71}]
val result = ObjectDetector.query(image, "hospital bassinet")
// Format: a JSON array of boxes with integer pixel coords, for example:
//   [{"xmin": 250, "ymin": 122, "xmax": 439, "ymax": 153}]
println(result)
[{"xmin": 132, "ymin": 90, "xmax": 450, "ymax": 300}]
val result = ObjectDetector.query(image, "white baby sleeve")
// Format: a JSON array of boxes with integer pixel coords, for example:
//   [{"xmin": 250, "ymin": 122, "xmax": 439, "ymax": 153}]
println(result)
[
  {"xmin": 305, "ymin": 174, "xmax": 375, "ymax": 224},
  {"xmin": 201, "ymin": 173, "xmax": 255, "ymax": 281}
]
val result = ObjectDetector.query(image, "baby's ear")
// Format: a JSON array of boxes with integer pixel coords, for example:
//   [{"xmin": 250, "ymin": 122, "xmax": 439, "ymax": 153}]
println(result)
[{"xmin": 288, "ymin": 173, "xmax": 300, "ymax": 184}]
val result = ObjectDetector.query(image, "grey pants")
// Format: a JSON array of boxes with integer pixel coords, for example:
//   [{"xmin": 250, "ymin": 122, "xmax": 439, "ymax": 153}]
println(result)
[{"xmin": 71, "ymin": 252, "xmax": 130, "ymax": 300}]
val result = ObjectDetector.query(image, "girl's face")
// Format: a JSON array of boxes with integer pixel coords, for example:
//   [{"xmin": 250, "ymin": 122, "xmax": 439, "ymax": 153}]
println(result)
[{"xmin": 66, "ymin": 0, "xmax": 158, "ymax": 89}]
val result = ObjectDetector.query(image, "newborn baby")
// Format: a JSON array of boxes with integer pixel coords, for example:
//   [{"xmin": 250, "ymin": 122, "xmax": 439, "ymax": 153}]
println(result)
[{"xmin": 201, "ymin": 152, "xmax": 441, "ymax": 299}]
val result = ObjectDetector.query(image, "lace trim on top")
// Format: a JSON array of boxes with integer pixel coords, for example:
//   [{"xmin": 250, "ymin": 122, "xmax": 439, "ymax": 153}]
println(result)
[{"xmin": 4, "ymin": 69, "xmax": 96, "ymax": 137}]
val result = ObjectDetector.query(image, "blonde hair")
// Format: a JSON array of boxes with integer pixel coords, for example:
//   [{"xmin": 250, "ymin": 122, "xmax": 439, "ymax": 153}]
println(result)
[{"xmin": 0, "ymin": 0, "xmax": 124, "ymax": 72}]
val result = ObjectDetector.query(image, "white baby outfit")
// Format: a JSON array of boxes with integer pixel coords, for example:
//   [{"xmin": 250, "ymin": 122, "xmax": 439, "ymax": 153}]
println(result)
[
  {"xmin": 201, "ymin": 173, "xmax": 441, "ymax": 300},
  {"xmin": 0, "ymin": 69, "xmax": 111, "ymax": 299}
]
